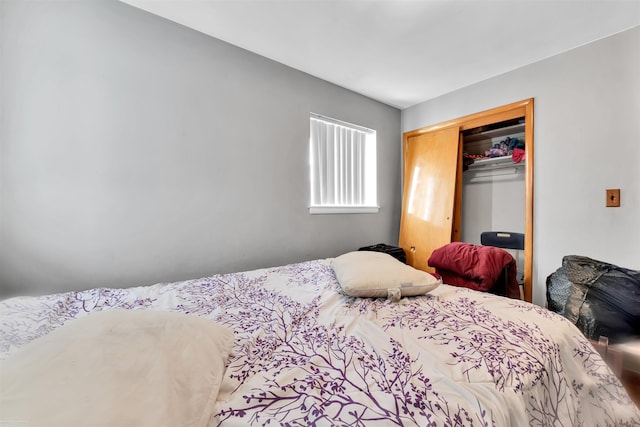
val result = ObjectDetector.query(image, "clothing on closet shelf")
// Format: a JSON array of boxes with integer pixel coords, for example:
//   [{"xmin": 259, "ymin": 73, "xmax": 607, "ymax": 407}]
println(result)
[
  {"xmin": 485, "ymin": 136, "xmax": 525, "ymax": 158},
  {"xmin": 512, "ymin": 147, "xmax": 526, "ymax": 163},
  {"xmin": 463, "ymin": 137, "xmax": 526, "ymax": 168}
]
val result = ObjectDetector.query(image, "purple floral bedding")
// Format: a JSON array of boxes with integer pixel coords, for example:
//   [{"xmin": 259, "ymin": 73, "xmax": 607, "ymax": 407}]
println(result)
[{"xmin": 2, "ymin": 258, "xmax": 639, "ymax": 426}]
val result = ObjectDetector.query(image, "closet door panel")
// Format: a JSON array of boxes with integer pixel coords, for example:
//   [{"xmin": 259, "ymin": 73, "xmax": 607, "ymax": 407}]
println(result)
[{"xmin": 399, "ymin": 127, "xmax": 460, "ymax": 272}]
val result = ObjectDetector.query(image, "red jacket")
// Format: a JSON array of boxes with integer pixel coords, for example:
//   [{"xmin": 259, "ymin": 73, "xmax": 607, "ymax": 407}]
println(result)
[{"xmin": 428, "ymin": 242, "xmax": 519, "ymax": 299}]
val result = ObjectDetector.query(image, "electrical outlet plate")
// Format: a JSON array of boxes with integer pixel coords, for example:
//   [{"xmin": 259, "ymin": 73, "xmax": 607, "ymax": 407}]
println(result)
[{"xmin": 606, "ymin": 189, "xmax": 620, "ymax": 207}]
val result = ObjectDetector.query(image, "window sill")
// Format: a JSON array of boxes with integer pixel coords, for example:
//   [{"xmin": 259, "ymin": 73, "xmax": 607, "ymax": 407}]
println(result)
[{"xmin": 309, "ymin": 206, "xmax": 379, "ymax": 214}]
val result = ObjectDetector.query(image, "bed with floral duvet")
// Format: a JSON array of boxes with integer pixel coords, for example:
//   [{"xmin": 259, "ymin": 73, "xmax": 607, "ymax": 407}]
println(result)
[{"xmin": 1, "ymin": 256, "xmax": 638, "ymax": 426}]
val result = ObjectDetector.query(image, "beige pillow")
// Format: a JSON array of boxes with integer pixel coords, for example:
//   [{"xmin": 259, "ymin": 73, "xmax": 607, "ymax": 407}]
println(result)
[
  {"xmin": 332, "ymin": 251, "xmax": 440, "ymax": 300},
  {"xmin": 0, "ymin": 309, "xmax": 234, "ymax": 427}
]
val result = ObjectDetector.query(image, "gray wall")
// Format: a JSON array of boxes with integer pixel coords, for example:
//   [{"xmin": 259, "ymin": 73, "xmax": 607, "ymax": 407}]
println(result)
[
  {"xmin": 0, "ymin": 0, "xmax": 401, "ymax": 297},
  {"xmin": 403, "ymin": 26, "xmax": 640, "ymax": 305}
]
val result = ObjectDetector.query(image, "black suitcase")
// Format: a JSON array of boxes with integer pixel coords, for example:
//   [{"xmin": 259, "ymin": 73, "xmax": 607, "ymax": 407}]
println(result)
[{"xmin": 358, "ymin": 243, "xmax": 407, "ymax": 264}]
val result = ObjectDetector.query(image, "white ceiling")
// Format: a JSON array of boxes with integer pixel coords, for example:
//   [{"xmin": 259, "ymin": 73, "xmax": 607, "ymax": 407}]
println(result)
[{"xmin": 121, "ymin": 0, "xmax": 640, "ymax": 109}]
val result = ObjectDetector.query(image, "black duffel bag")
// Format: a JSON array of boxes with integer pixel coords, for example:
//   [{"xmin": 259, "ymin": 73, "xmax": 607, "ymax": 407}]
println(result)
[
  {"xmin": 358, "ymin": 243, "xmax": 407, "ymax": 264},
  {"xmin": 546, "ymin": 255, "xmax": 640, "ymax": 343}
]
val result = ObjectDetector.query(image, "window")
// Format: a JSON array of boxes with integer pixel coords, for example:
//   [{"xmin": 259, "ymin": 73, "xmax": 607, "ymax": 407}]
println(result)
[{"xmin": 309, "ymin": 113, "xmax": 378, "ymax": 214}]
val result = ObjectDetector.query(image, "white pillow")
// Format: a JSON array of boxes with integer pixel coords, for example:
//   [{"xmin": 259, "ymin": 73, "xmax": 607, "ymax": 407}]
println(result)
[
  {"xmin": 0, "ymin": 309, "xmax": 234, "ymax": 427},
  {"xmin": 332, "ymin": 251, "xmax": 440, "ymax": 300}
]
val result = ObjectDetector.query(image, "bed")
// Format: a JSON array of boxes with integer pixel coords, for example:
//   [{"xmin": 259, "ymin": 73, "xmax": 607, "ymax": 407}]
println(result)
[{"xmin": 1, "ymin": 255, "xmax": 639, "ymax": 426}]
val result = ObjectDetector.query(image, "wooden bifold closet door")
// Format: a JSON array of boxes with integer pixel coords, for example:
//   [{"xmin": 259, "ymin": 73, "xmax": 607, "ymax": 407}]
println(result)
[{"xmin": 398, "ymin": 127, "xmax": 460, "ymax": 272}]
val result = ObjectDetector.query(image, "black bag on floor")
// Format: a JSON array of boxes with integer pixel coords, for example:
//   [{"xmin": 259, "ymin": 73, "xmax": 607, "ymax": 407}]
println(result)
[
  {"xmin": 358, "ymin": 243, "xmax": 407, "ymax": 264},
  {"xmin": 546, "ymin": 255, "xmax": 640, "ymax": 343}
]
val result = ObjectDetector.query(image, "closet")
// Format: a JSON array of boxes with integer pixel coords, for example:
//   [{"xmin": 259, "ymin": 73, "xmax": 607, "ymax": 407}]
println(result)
[{"xmin": 399, "ymin": 99, "xmax": 534, "ymax": 302}]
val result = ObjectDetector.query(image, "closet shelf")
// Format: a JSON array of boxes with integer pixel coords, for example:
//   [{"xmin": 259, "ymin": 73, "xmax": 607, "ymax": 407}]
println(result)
[
  {"xmin": 465, "ymin": 155, "xmax": 525, "ymax": 173},
  {"xmin": 462, "ymin": 122, "xmax": 525, "ymax": 143}
]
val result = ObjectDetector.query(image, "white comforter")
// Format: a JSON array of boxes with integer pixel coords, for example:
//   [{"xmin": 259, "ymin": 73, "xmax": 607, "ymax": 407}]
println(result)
[{"xmin": 1, "ymin": 259, "xmax": 638, "ymax": 426}]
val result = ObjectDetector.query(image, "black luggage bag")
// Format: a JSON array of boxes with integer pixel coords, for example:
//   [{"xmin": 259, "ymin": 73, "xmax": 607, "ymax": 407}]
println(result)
[
  {"xmin": 358, "ymin": 243, "xmax": 407, "ymax": 264},
  {"xmin": 546, "ymin": 255, "xmax": 640, "ymax": 343}
]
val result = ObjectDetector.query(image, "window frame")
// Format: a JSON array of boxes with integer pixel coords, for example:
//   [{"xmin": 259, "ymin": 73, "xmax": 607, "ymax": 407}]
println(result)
[{"xmin": 308, "ymin": 113, "xmax": 379, "ymax": 214}]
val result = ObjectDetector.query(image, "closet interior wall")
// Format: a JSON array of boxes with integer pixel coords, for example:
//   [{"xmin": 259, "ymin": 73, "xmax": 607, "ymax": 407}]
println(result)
[{"xmin": 461, "ymin": 120, "xmax": 527, "ymax": 282}]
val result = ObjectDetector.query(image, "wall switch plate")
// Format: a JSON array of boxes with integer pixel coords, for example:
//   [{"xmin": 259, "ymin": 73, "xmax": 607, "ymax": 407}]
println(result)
[{"xmin": 606, "ymin": 189, "xmax": 621, "ymax": 207}]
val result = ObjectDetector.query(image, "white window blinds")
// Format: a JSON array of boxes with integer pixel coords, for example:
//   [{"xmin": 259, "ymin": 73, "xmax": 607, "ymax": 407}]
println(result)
[{"xmin": 309, "ymin": 114, "xmax": 378, "ymax": 214}]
